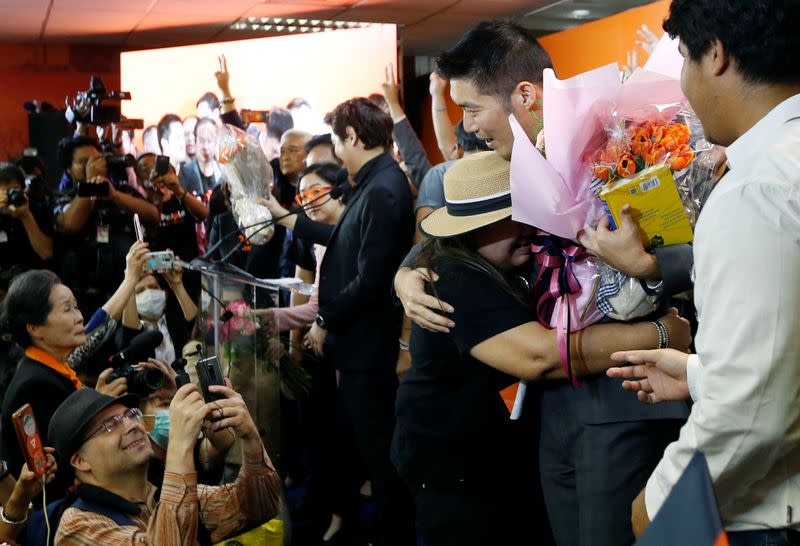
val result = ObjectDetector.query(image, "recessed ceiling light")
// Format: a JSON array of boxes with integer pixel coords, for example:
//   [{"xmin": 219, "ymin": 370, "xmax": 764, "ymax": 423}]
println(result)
[{"xmin": 571, "ymin": 9, "xmax": 591, "ymax": 18}]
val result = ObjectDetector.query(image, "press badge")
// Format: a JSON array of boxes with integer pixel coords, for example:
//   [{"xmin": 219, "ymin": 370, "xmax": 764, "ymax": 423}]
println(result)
[
  {"xmin": 0, "ymin": 231, "xmax": 8, "ymax": 243},
  {"xmin": 96, "ymin": 225, "xmax": 110, "ymax": 244}
]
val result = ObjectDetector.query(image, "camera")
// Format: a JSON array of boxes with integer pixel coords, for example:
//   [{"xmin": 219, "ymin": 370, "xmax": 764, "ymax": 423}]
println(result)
[
  {"xmin": 108, "ymin": 364, "xmax": 164, "ymax": 397},
  {"xmin": 105, "ymin": 153, "xmax": 136, "ymax": 182},
  {"xmin": 65, "ymin": 76, "xmax": 143, "ymax": 127},
  {"xmin": 171, "ymin": 356, "xmax": 191, "ymax": 389},
  {"xmin": 6, "ymin": 188, "xmax": 25, "ymax": 207}
]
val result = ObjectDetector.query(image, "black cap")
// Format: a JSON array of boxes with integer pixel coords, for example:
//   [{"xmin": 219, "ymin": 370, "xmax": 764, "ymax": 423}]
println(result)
[{"xmin": 48, "ymin": 388, "xmax": 139, "ymax": 462}]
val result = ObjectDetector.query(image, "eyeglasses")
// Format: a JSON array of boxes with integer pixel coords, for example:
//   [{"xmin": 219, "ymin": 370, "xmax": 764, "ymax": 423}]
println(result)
[
  {"xmin": 83, "ymin": 407, "xmax": 143, "ymax": 443},
  {"xmin": 295, "ymin": 185, "xmax": 333, "ymax": 206}
]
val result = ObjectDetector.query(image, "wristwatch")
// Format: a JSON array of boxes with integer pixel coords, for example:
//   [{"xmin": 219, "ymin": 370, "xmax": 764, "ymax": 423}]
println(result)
[{"xmin": 315, "ymin": 314, "xmax": 326, "ymax": 329}]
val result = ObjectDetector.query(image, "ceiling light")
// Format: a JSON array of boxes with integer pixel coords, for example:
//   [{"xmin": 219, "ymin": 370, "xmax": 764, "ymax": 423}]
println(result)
[
  {"xmin": 275, "ymin": 25, "xmax": 284, "ymax": 31},
  {"xmin": 310, "ymin": 20, "xmax": 320, "ymax": 25},
  {"xmin": 286, "ymin": 18, "xmax": 295, "ymax": 24},
  {"xmin": 250, "ymin": 24, "xmax": 259, "ymax": 30},
  {"xmin": 274, "ymin": 17, "xmax": 282, "ymax": 23},
  {"xmin": 298, "ymin": 19, "xmax": 307, "ymax": 24},
  {"xmin": 571, "ymin": 9, "xmax": 591, "ymax": 18},
  {"xmin": 299, "ymin": 26, "xmax": 309, "ymax": 32},
  {"xmin": 247, "ymin": 17, "xmax": 256, "ymax": 22},
  {"xmin": 263, "ymin": 24, "xmax": 272, "ymax": 30},
  {"xmin": 288, "ymin": 25, "xmax": 297, "ymax": 32}
]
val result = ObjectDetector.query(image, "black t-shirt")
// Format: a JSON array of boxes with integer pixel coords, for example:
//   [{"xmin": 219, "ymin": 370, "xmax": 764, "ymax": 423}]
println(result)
[
  {"xmin": 392, "ymin": 262, "xmax": 534, "ymax": 488},
  {"xmin": 53, "ymin": 182, "xmax": 143, "ymax": 316},
  {"xmin": 148, "ymin": 195, "xmax": 199, "ymax": 261},
  {"xmin": 0, "ymin": 199, "xmax": 54, "ymax": 287}
]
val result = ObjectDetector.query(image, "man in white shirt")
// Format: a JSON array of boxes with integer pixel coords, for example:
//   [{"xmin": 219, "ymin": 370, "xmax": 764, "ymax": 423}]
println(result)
[{"xmin": 608, "ymin": 1, "xmax": 800, "ymax": 544}]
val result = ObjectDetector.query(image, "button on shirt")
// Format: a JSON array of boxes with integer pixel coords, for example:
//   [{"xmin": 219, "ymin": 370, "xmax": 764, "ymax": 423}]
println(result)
[{"xmin": 645, "ymin": 94, "xmax": 800, "ymax": 530}]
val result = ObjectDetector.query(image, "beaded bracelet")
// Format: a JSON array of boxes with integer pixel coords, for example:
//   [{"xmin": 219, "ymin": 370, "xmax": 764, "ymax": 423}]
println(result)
[{"xmin": 652, "ymin": 320, "xmax": 670, "ymax": 349}]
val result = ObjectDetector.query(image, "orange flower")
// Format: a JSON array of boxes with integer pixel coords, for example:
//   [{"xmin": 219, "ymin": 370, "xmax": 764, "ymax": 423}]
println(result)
[
  {"xmin": 668, "ymin": 144, "xmax": 695, "ymax": 170},
  {"xmin": 599, "ymin": 143, "xmax": 621, "ymax": 164},
  {"xmin": 671, "ymin": 123, "xmax": 691, "ymax": 145},
  {"xmin": 630, "ymin": 127, "xmax": 652, "ymax": 156},
  {"xmin": 617, "ymin": 154, "xmax": 637, "ymax": 178},
  {"xmin": 650, "ymin": 124, "xmax": 667, "ymax": 144},
  {"xmin": 592, "ymin": 164, "xmax": 611, "ymax": 181},
  {"xmin": 644, "ymin": 142, "xmax": 667, "ymax": 165}
]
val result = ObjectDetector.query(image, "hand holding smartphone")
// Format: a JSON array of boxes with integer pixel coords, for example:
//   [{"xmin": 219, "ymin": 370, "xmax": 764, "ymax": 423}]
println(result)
[
  {"xmin": 11, "ymin": 404, "xmax": 47, "ymax": 479},
  {"xmin": 196, "ymin": 356, "xmax": 226, "ymax": 403}
]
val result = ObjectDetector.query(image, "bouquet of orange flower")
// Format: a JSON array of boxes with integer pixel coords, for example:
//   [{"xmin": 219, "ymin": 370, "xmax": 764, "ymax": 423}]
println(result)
[{"xmin": 583, "ymin": 105, "xmax": 719, "ymax": 320}]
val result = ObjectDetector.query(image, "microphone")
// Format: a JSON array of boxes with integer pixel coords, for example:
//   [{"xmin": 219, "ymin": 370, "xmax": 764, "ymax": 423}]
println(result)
[
  {"xmin": 200, "ymin": 185, "xmax": 344, "ymax": 262},
  {"xmin": 109, "ymin": 330, "xmax": 163, "ymax": 367}
]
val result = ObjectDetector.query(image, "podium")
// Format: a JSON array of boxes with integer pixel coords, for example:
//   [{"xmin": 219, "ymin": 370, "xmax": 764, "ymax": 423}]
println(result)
[{"xmin": 183, "ymin": 258, "xmax": 314, "ymax": 471}]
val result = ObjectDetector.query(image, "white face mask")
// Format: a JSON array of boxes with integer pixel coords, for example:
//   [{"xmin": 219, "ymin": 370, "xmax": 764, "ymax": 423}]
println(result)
[{"xmin": 136, "ymin": 289, "xmax": 166, "ymax": 319}]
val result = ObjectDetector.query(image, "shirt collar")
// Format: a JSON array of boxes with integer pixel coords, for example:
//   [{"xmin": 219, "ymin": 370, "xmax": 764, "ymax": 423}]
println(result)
[
  {"xmin": 353, "ymin": 152, "xmax": 393, "ymax": 187},
  {"xmin": 76, "ymin": 483, "xmax": 145, "ymax": 515},
  {"xmin": 25, "ymin": 347, "xmax": 82, "ymax": 389},
  {"xmin": 726, "ymin": 93, "xmax": 800, "ymax": 173}
]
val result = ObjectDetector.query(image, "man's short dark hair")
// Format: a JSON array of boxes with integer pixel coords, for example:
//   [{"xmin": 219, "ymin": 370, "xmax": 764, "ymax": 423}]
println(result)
[
  {"xmin": 455, "ymin": 121, "xmax": 490, "ymax": 153},
  {"xmin": 330, "ymin": 98, "xmax": 393, "ymax": 151},
  {"xmin": 268, "ymin": 108, "xmax": 294, "ymax": 139},
  {"xmin": 196, "ymin": 92, "xmax": 220, "ymax": 110},
  {"xmin": 436, "ymin": 20, "xmax": 553, "ymax": 108},
  {"xmin": 0, "ymin": 163, "xmax": 26, "ymax": 186},
  {"xmin": 58, "ymin": 136, "xmax": 102, "ymax": 171},
  {"xmin": 194, "ymin": 117, "xmax": 217, "ymax": 138},
  {"xmin": 367, "ymin": 93, "xmax": 388, "ymax": 111},
  {"xmin": 304, "ymin": 133, "xmax": 333, "ymax": 154},
  {"xmin": 157, "ymin": 114, "xmax": 181, "ymax": 145},
  {"xmin": 663, "ymin": 0, "xmax": 800, "ymax": 85},
  {"xmin": 287, "ymin": 97, "xmax": 311, "ymax": 110}
]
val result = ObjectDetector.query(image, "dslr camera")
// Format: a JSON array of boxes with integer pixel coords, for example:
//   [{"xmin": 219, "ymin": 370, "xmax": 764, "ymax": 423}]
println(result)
[
  {"xmin": 65, "ymin": 76, "xmax": 143, "ymax": 127},
  {"xmin": 108, "ymin": 361, "xmax": 165, "ymax": 397},
  {"xmin": 3, "ymin": 176, "xmax": 45, "ymax": 210}
]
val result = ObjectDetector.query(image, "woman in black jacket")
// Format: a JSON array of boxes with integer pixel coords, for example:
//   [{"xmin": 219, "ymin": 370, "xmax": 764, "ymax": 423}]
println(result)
[{"xmin": 0, "ymin": 243, "xmax": 146, "ymax": 498}]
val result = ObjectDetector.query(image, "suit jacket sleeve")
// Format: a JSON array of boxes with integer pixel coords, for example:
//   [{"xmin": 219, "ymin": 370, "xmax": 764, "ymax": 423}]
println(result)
[
  {"xmin": 220, "ymin": 110, "xmax": 245, "ymax": 131},
  {"xmin": 393, "ymin": 118, "xmax": 432, "ymax": 189},
  {"xmin": 654, "ymin": 244, "xmax": 693, "ymax": 296},
  {"xmin": 293, "ymin": 215, "xmax": 335, "ymax": 246},
  {"xmin": 318, "ymin": 186, "xmax": 409, "ymax": 332}
]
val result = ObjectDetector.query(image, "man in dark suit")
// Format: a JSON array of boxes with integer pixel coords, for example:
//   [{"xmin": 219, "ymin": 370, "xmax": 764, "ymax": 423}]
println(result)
[{"xmin": 260, "ymin": 97, "xmax": 416, "ymax": 546}]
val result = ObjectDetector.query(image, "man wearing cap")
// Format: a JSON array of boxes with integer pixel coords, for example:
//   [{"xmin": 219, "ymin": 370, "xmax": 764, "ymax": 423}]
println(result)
[{"xmin": 48, "ymin": 384, "xmax": 281, "ymax": 545}]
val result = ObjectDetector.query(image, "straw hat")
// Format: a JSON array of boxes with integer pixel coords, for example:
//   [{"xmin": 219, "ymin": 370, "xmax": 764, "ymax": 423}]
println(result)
[{"xmin": 420, "ymin": 151, "xmax": 512, "ymax": 238}]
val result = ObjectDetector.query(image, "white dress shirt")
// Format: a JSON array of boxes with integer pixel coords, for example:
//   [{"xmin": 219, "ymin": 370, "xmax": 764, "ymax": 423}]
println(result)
[{"xmin": 645, "ymin": 94, "xmax": 800, "ymax": 531}]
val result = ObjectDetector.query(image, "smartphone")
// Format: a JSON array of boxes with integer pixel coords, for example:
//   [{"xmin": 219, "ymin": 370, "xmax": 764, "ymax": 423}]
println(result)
[
  {"xmin": 196, "ymin": 356, "xmax": 225, "ymax": 403},
  {"xmin": 11, "ymin": 404, "xmax": 47, "ymax": 479},
  {"xmin": 77, "ymin": 181, "xmax": 110, "ymax": 198},
  {"xmin": 143, "ymin": 250, "xmax": 174, "ymax": 272},
  {"xmin": 155, "ymin": 155, "xmax": 170, "ymax": 177},
  {"xmin": 240, "ymin": 109, "xmax": 270, "ymax": 124},
  {"xmin": 133, "ymin": 213, "xmax": 144, "ymax": 241}
]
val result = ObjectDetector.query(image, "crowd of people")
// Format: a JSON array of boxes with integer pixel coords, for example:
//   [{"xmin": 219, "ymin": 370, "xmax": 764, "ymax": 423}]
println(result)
[{"xmin": 1, "ymin": 0, "xmax": 799, "ymax": 545}]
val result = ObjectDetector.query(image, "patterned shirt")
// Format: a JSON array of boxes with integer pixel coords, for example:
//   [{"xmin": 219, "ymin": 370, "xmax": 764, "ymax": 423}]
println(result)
[{"xmin": 56, "ymin": 448, "xmax": 281, "ymax": 545}]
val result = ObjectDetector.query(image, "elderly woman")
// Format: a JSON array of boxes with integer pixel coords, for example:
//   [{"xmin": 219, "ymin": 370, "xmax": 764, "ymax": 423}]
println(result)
[
  {"xmin": 390, "ymin": 152, "xmax": 691, "ymax": 546},
  {"xmin": 0, "ymin": 242, "xmax": 148, "ymax": 498}
]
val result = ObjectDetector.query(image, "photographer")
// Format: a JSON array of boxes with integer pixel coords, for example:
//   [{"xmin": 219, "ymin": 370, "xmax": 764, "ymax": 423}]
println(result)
[
  {"xmin": 0, "ymin": 164, "xmax": 54, "ymax": 280},
  {"xmin": 54, "ymin": 136, "xmax": 159, "ymax": 317},
  {"xmin": 50, "ymin": 386, "xmax": 282, "ymax": 545}
]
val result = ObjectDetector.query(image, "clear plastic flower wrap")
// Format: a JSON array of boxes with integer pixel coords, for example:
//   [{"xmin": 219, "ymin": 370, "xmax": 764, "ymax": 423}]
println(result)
[{"xmin": 217, "ymin": 124, "xmax": 275, "ymax": 245}]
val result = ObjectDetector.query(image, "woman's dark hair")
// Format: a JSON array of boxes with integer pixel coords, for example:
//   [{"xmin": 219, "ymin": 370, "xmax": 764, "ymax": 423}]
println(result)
[
  {"xmin": 416, "ymin": 230, "xmax": 527, "ymax": 307},
  {"xmin": 1, "ymin": 269, "xmax": 62, "ymax": 348},
  {"xmin": 663, "ymin": 0, "xmax": 800, "ymax": 85},
  {"xmin": 436, "ymin": 20, "xmax": 553, "ymax": 109},
  {"xmin": 300, "ymin": 163, "xmax": 350, "ymax": 203},
  {"xmin": 329, "ymin": 98, "xmax": 393, "ymax": 151},
  {"xmin": 297, "ymin": 163, "xmax": 350, "ymax": 203}
]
